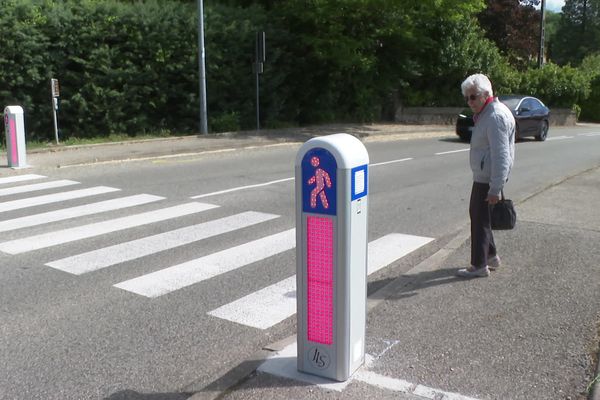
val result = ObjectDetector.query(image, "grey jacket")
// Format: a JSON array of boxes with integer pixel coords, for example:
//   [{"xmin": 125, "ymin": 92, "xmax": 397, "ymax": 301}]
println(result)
[{"xmin": 470, "ymin": 98, "xmax": 516, "ymax": 196}]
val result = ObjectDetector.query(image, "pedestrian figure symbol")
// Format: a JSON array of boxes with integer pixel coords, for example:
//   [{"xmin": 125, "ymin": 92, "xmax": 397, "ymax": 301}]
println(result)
[{"xmin": 307, "ymin": 156, "xmax": 332, "ymax": 209}]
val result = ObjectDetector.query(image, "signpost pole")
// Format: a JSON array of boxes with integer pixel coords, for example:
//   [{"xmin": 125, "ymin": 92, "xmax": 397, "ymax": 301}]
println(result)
[
  {"xmin": 197, "ymin": 0, "xmax": 208, "ymax": 135},
  {"xmin": 51, "ymin": 78, "xmax": 60, "ymax": 144},
  {"xmin": 255, "ymin": 32, "xmax": 265, "ymax": 132}
]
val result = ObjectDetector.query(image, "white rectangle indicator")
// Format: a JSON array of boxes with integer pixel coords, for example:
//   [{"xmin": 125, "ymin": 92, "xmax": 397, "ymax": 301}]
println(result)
[{"xmin": 354, "ymin": 170, "xmax": 365, "ymax": 196}]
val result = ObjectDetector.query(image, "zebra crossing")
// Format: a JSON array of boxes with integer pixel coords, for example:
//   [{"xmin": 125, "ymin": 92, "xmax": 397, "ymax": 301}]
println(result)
[{"xmin": 0, "ymin": 174, "xmax": 434, "ymax": 331}]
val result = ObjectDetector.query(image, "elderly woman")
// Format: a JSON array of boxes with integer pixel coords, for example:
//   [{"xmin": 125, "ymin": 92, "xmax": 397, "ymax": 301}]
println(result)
[{"xmin": 458, "ymin": 74, "xmax": 516, "ymax": 278}]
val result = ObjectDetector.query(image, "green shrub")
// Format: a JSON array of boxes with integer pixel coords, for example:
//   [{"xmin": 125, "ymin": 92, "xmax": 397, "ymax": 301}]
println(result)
[
  {"xmin": 516, "ymin": 63, "xmax": 591, "ymax": 108},
  {"xmin": 210, "ymin": 111, "xmax": 241, "ymax": 133},
  {"xmin": 578, "ymin": 54, "xmax": 600, "ymax": 121}
]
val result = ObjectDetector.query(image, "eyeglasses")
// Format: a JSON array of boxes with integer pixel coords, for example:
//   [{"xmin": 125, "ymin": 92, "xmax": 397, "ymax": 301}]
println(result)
[{"xmin": 465, "ymin": 94, "xmax": 480, "ymax": 102}]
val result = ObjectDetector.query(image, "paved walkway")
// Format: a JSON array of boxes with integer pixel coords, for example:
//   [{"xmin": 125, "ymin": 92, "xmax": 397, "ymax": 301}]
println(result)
[{"xmin": 0, "ymin": 124, "xmax": 453, "ymax": 172}]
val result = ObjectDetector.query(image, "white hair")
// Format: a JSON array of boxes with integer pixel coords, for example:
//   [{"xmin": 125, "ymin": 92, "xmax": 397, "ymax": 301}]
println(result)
[{"xmin": 461, "ymin": 73, "xmax": 493, "ymax": 97}]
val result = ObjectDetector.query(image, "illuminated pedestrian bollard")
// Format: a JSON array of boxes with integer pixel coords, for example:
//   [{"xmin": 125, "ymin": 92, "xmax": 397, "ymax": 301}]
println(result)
[
  {"xmin": 4, "ymin": 106, "xmax": 28, "ymax": 168},
  {"xmin": 295, "ymin": 133, "xmax": 369, "ymax": 381}
]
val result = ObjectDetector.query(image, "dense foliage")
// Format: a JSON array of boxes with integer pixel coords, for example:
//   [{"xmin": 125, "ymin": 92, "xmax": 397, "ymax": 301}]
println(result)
[
  {"xmin": 552, "ymin": 0, "xmax": 600, "ymax": 64},
  {"xmin": 478, "ymin": 0, "xmax": 541, "ymax": 68},
  {"xmin": 578, "ymin": 54, "xmax": 600, "ymax": 120},
  {"xmin": 0, "ymin": 0, "xmax": 598, "ymax": 141}
]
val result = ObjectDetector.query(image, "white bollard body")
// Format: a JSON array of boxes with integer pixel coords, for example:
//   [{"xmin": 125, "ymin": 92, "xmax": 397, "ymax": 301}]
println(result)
[
  {"xmin": 295, "ymin": 133, "xmax": 369, "ymax": 381},
  {"xmin": 4, "ymin": 106, "xmax": 27, "ymax": 168}
]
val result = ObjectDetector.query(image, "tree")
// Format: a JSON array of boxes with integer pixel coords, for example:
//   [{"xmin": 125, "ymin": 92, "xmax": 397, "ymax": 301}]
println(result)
[
  {"xmin": 477, "ymin": 0, "xmax": 542, "ymax": 68},
  {"xmin": 552, "ymin": 0, "xmax": 600, "ymax": 65},
  {"xmin": 544, "ymin": 10, "xmax": 561, "ymax": 59}
]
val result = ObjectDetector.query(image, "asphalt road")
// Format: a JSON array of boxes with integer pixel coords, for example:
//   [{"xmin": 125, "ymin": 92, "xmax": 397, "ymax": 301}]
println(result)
[{"xmin": 0, "ymin": 124, "xmax": 599, "ymax": 400}]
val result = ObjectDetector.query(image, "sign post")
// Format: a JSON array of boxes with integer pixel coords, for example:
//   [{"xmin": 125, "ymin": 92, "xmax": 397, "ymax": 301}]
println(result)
[
  {"xmin": 295, "ymin": 133, "xmax": 369, "ymax": 381},
  {"xmin": 51, "ymin": 78, "xmax": 60, "ymax": 144},
  {"xmin": 254, "ymin": 31, "xmax": 265, "ymax": 131}
]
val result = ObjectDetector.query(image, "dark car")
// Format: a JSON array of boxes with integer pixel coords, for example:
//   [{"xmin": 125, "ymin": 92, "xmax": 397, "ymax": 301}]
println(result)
[{"xmin": 455, "ymin": 95, "xmax": 550, "ymax": 142}]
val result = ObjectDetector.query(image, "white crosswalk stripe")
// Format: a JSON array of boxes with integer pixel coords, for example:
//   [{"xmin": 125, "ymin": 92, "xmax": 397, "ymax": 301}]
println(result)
[
  {"xmin": 46, "ymin": 211, "xmax": 279, "ymax": 275},
  {"xmin": 367, "ymin": 233, "xmax": 434, "ymax": 275},
  {"xmin": 0, "ymin": 174, "xmax": 46, "ymax": 185},
  {"xmin": 0, "ymin": 175, "xmax": 437, "ymax": 334},
  {"xmin": 0, "ymin": 194, "xmax": 164, "ymax": 233},
  {"xmin": 114, "ymin": 229, "xmax": 297, "ymax": 298},
  {"xmin": 209, "ymin": 276, "xmax": 297, "ymax": 329},
  {"xmin": 0, "ymin": 179, "xmax": 79, "ymax": 197},
  {"xmin": 0, "ymin": 186, "xmax": 121, "ymax": 213},
  {"xmin": 207, "ymin": 233, "xmax": 434, "ymax": 329},
  {"xmin": 0, "ymin": 202, "xmax": 217, "ymax": 254}
]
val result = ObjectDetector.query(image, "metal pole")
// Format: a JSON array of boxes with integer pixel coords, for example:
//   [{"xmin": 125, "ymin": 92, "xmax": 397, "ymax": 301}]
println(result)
[
  {"xmin": 255, "ymin": 34, "xmax": 260, "ymax": 131},
  {"xmin": 256, "ymin": 71, "xmax": 260, "ymax": 131},
  {"xmin": 197, "ymin": 0, "xmax": 208, "ymax": 134},
  {"xmin": 50, "ymin": 79, "xmax": 59, "ymax": 144},
  {"xmin": 539, "ymin": 0, "xmax": 546, "ymax": 68},
  {"xmin": 52, "ymin": 99, "xmax": 59, "ymax": 144}
]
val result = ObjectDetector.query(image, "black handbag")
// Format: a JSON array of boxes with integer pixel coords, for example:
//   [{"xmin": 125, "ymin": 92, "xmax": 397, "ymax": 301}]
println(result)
[{"xmin": 491, "ymin": 190, "xmax": 516, "ymax": 230}]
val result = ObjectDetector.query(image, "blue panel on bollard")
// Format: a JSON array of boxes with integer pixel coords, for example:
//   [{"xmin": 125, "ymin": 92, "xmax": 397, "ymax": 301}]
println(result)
[{"xmin": 301, "ymin": 148, "xmax": 337, "ymax": 215}]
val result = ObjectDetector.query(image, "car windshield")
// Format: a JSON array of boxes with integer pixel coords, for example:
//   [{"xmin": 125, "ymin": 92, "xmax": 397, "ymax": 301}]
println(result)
[{"xmin": 498, "ymin": 96, "xmax": 521, "ymax": 110}]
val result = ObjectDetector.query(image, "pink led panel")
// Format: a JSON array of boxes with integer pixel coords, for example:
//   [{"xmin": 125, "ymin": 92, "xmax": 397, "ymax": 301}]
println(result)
[
  {"xmin": 9, "ymin": 117, "xmax": 18, "ymax": 164},
  {"xmin": 306, "ymin": 216, "xmax": 334, "ymax": 345}
]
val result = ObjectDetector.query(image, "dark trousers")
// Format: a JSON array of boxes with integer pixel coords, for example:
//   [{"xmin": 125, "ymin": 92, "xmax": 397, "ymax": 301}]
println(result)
[{"xmin": 469, "ymin": 182, "xmax": 497, "ymax": 269}]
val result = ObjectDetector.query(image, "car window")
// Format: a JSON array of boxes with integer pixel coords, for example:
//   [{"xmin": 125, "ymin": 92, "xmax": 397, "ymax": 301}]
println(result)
[
  {"xmin": 529, "ymin": 99, "xmax": 543, "ymax": 110},
  {"xmin": 499, "ymin": 97, "xmax": 520, "ymax": 110},
  {"xmin": 520, "ymin": 99, "xmax": 535, "ymax": 111}
]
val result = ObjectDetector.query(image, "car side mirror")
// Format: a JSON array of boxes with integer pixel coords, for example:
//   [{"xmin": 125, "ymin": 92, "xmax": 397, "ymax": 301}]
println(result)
[{"xmin": 520, "ymin": 107, "xmax": 530, "ymax": 113}]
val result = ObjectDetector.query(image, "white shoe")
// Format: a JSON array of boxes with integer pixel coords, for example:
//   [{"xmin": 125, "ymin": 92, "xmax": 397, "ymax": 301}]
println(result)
[
  {"xmin": 488, "ymin": 255, "xmax": 501, "ymax": 271},
  {"xmin": 457, "ymin": 266, "xmax": 490, "ymax": 278}
]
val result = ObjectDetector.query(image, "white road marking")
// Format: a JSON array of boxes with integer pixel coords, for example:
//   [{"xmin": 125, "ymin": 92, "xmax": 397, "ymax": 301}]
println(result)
[
  {"xmin": 0, "ymin": 194, "xmax": 164, "ymax": 233},
  {"xmin": 0, "ymin": 202, "xmax": 215, "ymax": 254},
  {"xmin": 208, "ymin": 276, "xmax": 297, "ymax": 329},
  {"xmin": 190, "ymin": 157, "xmax": 415, "ymax": 199},
  {"xmin": 370, "ymin": 158, "xmax": 413, "ymax": 167},
  {"xmin": 114, "ymin": 229, "xmax": 296, "ymax": 298},
  {"xmin": 259, "ymin": 342, "xmax": 480, "ymax": 399},
  {"xmin": 579, "ymin": 132, "xmax": 600, "ymax": 137},
  {"xmin": 435, "ymin": 148, "xmax": 469, "ymax": 155},
  {"xmin": 0, "ymin": 179, "xmax": 79, "ymax": 197},
  {"xmin": 355, "ymin": 370, "xmax": 481, "ymax": 400},
  {"xmin": 367, "ymin": 233, "xmax": 433, "ymax": 275},
  {"xmin": 0, "ymin": 174, "xmax": 46, "ymax": 185},
  {"xmin": 190, "ymin": 177, "xmax": 294, "ymax": 199},
  {"xmin": 208, "ymin": 233, "xmax": 433, "ymax": 329},
  {"xmin": 546, "ymin": 136, "xmax": 573, "ymax": 141},
  {"xmin": 47, "ymin": 211, "xmax": 280, "ymax": 275},
  {"xmin": 0, "ymin": 186, "xmax": 121, "ymax": 213}
]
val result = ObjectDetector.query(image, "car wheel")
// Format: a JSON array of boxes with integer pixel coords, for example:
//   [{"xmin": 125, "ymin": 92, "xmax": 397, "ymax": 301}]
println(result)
[
  {"xmin": 459, "ymin": 133, "xmax": 471, "ymax": 142},
  {"xmin": 535, "ymin": 120, "xmax": 548, "ymax": 141}
]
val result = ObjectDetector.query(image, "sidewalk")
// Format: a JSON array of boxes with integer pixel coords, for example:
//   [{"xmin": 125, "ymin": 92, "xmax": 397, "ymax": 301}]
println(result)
[
  {"xmin": 0, "ymin": 124, "xmax": 453, "ymax": 172},
  {"xmin": 193, "ymin": 166, "xmax": 600, "ymax": 400}
]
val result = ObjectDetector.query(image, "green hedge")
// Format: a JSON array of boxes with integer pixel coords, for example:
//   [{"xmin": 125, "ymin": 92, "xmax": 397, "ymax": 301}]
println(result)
[
  {"xmin": 578, "ymin": 54, "xmax": 600, "ymax": 122},
  {"xmin": 0, "ymin": 0, "xmax": 264, "ymax": 140},
  {"xmin": 0, "ymin": 0, "xmax": 597, "ymax": 141},
  {"xmin": 516, "ymin": 63, "xmax": 591, "ymax": 108}
]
